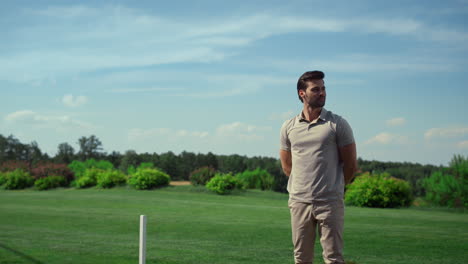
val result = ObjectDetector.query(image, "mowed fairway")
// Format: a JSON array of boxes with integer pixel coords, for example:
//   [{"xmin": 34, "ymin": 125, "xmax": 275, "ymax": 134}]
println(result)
[{"xmin": 0, "ymin": 186, "xmax": 467, "ymax": 264}]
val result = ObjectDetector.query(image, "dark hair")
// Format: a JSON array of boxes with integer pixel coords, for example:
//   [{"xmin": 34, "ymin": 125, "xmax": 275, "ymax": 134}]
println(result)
[{"xmin": 297, "ymin": 71, "xmax": 325, "ymax": 102}]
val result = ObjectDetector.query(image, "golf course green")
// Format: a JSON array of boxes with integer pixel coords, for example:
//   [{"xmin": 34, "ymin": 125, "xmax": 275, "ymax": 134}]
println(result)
[{"xmin": 1, "ymin": 186, "xmax": 467, "ymax": 264}]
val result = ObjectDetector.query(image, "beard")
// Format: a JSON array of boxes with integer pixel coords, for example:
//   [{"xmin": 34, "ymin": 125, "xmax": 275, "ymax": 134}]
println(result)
[{"xmin": 308, "ymin": 97, "xmax": 326, "ymax": 108}]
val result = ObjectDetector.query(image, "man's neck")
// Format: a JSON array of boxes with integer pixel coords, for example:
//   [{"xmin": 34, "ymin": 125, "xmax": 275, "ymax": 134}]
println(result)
[{"xmin": 302, "ymin": 105, "xmax": 322, "ymax": 122}]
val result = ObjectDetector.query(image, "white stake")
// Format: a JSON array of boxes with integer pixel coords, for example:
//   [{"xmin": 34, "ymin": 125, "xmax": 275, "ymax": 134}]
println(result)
[{"xmin": 139, "ymin": 215, "xmax": 147, "ymax": 264}]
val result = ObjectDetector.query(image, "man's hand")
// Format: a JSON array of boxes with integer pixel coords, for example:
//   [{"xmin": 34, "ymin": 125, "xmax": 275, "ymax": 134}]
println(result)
[
  {"xmin": 338, "ymin": 143, "xmax": 357, "ymax": 184},
  {"xmin": 279, "ymin": 150, "xmax": 292, "ymax": 177}
]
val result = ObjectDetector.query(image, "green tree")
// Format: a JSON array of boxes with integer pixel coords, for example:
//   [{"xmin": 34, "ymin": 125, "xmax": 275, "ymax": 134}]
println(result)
[
  {"xmin": 159, "ymin": 151, "xmax": 180, "ymax": 180},
  {"xmin": 55, "ymin": 142, "xmax": 75, "ymax": 164},
  {"xmin": 77, "ymin": 135, "xmax": 103, "ymax": 160},
  {"xmin": 218, "ymin": 154, "xmax": 246, "ymax": 174},
  {"xmin": 119, "ymin": 150, "xmax": 141, "ymax": 173}
]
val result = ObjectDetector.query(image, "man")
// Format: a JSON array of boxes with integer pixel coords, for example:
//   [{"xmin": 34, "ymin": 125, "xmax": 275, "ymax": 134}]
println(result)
[{"xmin": 279, "ymin": 71, "xmax": 357, "ymax": 264}]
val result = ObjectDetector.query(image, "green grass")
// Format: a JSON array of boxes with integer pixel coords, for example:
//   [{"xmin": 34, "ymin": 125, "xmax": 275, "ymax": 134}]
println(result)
[{"xmin": 0, "ymin": 186, "xmax": 467, "ymax": 264}]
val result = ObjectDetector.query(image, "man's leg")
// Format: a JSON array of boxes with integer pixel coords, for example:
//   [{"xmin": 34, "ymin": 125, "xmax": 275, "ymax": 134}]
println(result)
[
  {"xmin": 314, "ymin": 199, "xmax": 345, "ymax": 264},
  {"xmin": 289, "ymin": 200, "xmax": 317, "ymax": 264}
]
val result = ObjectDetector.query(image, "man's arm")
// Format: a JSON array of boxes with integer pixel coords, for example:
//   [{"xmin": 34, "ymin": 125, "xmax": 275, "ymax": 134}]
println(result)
[
  {"xmin": 279, "ymin": 150, "xmax": 292, "ymax": 177},
  {"xmin": 338, "ymin": 143, "xmax": 357, "ymax": 184}
]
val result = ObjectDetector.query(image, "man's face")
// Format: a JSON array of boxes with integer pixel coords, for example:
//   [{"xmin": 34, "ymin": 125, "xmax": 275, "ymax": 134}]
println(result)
[{"xmin": 299, "ymin": 79, "xmax": 326, "ymax": 108}]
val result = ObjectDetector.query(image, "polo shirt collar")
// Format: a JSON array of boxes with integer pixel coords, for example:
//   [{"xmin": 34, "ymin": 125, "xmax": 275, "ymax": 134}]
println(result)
[{"xmin": 297, "ymin": 108, "xmax": 329, "ymax": 123}]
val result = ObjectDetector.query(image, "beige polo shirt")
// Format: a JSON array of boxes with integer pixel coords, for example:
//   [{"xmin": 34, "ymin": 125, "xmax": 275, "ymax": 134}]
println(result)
[{"xmin": 280, "ymin": 108, "xmax": 355, "ymax": 203}]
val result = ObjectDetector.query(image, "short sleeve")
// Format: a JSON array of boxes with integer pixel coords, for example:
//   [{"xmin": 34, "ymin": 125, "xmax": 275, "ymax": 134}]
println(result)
[
  {"xmin": 336, "ymin": 117, "xmax": 355, "ymax": 148},
  {"xmin": 280, "ymin": 121, "xmax": 291, "ymax": 151}
]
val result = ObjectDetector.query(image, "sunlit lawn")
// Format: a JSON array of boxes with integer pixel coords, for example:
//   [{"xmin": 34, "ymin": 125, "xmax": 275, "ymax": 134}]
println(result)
[{"xmin": 0, "ymin": 186, "xmax": 467, "ymax": 264}]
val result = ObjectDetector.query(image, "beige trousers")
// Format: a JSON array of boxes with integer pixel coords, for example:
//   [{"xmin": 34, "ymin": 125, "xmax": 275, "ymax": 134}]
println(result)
[{"xmin": 288, "ymin": 199, "xmax": 345, "ymax": 264}]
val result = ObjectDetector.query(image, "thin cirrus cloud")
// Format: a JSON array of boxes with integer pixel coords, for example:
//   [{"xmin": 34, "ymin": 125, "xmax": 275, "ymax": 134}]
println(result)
[
  {"xmin": 128, "ymin": 128, "xmax": 209, "ymax": 141},
  {"xmin": 128, "ymin": 122, "xmax": 271, "ymax": 143},
  {"xmin": 108, "ymin": 87, "xmax": 184, "ymax": 93},
  {"xmin": 1, "ymin": 5, "xmax": 467, "ymax": 83},
  {"xmin": 312, "ymin": 54, "xmax": 457, "ymax": 73},
  {"xmin": 457, "ymin": 140, "xmax": 468, "ymax": 149},
  {"xmin": 386, "ymin": 117, "xmax": 406, "ymax": 127},
  {"xmin": 424, "ymin": 126, "xmax": 468, "ymax": 139},
  {"xmin": 365, "ymin": 132, "xmax": 409, "ymax": 145},
  {"xmin": 62, "ymin": 94, "xmax": 88, "ymax": 107},
  {"xmin": 4, "ymin": 110, "xmax": 92, "ymax": 129},
  {"xmin": 216, "ymin": 122, "xmax": 272, "ymax": 141}
]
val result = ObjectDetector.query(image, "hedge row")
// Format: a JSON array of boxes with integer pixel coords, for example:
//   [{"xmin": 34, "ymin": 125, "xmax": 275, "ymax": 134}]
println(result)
[
  {"xmin": 189, "ymin": 166, "xmax": 275, "ymax": 195},
  {"xmin": 0, "ymin": 160, "xmax": 173, "ymax": 191}
]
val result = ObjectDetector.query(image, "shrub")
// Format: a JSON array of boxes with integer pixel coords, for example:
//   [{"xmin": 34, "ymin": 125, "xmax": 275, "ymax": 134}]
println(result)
[
  {"xmin": 235, "ymin": 168, "xmax": 274, "ymax": 190},
  {"xmin": 3, "ymin": 169, "xmax": 34, "ymax": 190},
  {"xmin": 68, "ymin": 160, "xmax": 87, "ymax": 178},
  {"xmin": 206, "ymin": 173, "xmax": 242, "ymax": 195},
  {"xmin": 127, "ymin": 165, "xmax": 137, "ymax": 176},
  {"xmin": 127, "ymin": 168, "xmax": 170, "ymax": 190},
  {"xmin": 423, "ymin": 171, "xmax": 465, "ymax": 208},
  {"xmin": 0, "ymin": 172, "xmax": 7, "ymax": 186},
  {"xmin": 345, "ymin": 172, "xmax": 413, "ymax": 208},
  {"xmin": 422, "ymin": 155, "xmax": 468, "ymax": 208},
  {"xmin": 96, "ymin": 170, "xmax": 127, "ymax": 188},
  {"xmin": 189, "ymin": 167, "xmax": 216, "ymax": 185},
  {"xmin": 0, "ymin": 161, "xmax": 31, "ymax": 173},
  {"xmin": 138, "ymin": 162, "xmax": 155, "ymax": 170},
  {"xmin": 34, "ymin": 176, "xmax": 67, "ymax": 190},
  {"xmin": 31, "ymin": 163, "xmax": 74, "ymax": 184},
  {"xmin": 94, "ymin": 160, "xmax": 114, "ymax": 171},
  {"xmin": 74, "ymin": 168, "xmax": 102, "ymax": 188},
  {"xmin": 68, "ymin": 159, "xmax": 114, "ymax": 178}
]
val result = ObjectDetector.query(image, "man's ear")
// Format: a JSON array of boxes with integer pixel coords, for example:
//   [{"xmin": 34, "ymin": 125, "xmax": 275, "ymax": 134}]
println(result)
[{"xmin": 298, "ymin": 89, "xmax": 305, "ymax": 99}]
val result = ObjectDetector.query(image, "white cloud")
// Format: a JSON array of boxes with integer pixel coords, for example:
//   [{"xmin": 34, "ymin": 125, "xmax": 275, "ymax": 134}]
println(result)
[
  {"xmin": 62, "ymin": 94, "xmax": 88, "ymax": 107},
  {"xmin": 259, "ymin": 53, "xmax": 458, "ymax": 74},
  {"xmin": 216, "ymin": 122, "xmax": 271, "ymax": 141},
  {"xmin": 108, "ymin": 87, "xmax": 182, "ymax": 93},
  {"xmin": 457, "ymin": 140, "xmax": 468, "ymax": 149},
  {"xmin": 424, "ymin": 127, "xmax": 468, "ymax": 139},
  {"xmin": 4, "ymin": 110, "xmax": 92, "ymax": 130},
  {"xmin": 314, "ymin": 54, "xmax": 456, "ymax": 72},
  {"xmin": 2, "ymin": 5, "xmax": 467, "ymax": 83},
  {"xmin": 169, "ymin": 87, "xmax": 258, "ymax": 98},
  {"xmin": 365, "ymin": 132, "xmax": 409, "ymax": 145},
  {"xmin": 25, "ymin": 5, "xmax": 99, "ymax": 18},
  {"xmin": 128, "ymin": 128, "xmax": 209, "ymax": 141},
  {"xmin": 386, "ymin": 117, "xmax": 406, "ymax": 127},
  {"xmin": 217, "ymin": 122, "xmax": 271, "ymax": 134},
  {"xmin": 4, "ymin": 110, "xmax": 37, "ymax": 122},
  {"xmin": 129, "ymin": 122, "xmax": 269, "ymax": 145}
]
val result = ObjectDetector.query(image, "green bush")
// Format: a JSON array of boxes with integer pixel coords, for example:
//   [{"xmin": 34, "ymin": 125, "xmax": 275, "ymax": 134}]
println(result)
[
  {"xmin": 235, "ymin": 168, "xmax": 274, "ymax": 190},
  {"xmin": 189, "ymin": 167, "xmax": 216, "ymax": 185},
  {"xmin": 96, "ymin": 170, "xmax": 127, "ymax": 188},
  {"xmin": 127, "ymin": 165, "xmax": 137, "ymax": 176},
  {"xmin": 74, "ymin": 168, "xmax": 102, "ymax": 188},
  {"xmin": 206, "ymin": 173, "xmax": 242, "ymax": 195},
  {"xmin": 138, "ymin": 162, "xmax": 155, "ymax": 170},
  {"xmin": 34, "ymin": 176, "xmax": 67, "ymax": 190},
  {"xmin": 68, "ymin": 160, "xmax": 87, "ymax": 178},
  {"xmin": 68, "ymin": 159, "xmax": 114, "ymax": 178},
  {"xmin": 127, "ymin": 168, "xmax": 170, "ymax": 190},
  {"xmin": 423, "ymin": 155, "xmax": 467, "ymax": 208},
  {"xmin": 3, "ymin": 169, "xmax": 34, "ymax": 190},
  {"xmin": 345, "ymin": 172, "xmax": 413, "ymax": 208},
  {"xmin": 0, "ymin": 172, "xmax": 6, "ymax": 186}
]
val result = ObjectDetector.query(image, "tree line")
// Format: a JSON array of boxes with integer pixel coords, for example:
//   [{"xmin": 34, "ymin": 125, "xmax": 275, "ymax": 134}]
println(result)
[{"xmin": 0, "ymin": 133, "xmax": 445, "ymax": 194}]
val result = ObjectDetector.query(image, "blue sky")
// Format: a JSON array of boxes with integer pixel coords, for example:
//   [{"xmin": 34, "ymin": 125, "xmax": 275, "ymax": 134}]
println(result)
[{"xmin": 1, "ymin": 0, "xmax": 467, "ymax": 165}]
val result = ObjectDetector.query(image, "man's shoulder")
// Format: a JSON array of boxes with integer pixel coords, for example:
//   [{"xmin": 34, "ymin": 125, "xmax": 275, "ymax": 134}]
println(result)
[
  {"xmin": 323, "ymin": 109, "xmax": 347, "ymax": 124},
  {"xmin": 281, "ymin": 115, "xmax": 298, "ymax": 131}
]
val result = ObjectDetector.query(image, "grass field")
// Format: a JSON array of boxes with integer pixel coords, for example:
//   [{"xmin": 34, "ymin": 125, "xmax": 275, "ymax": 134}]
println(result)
[{"xmin": 1, "ymin": 186, "xmax": 467, "ymax": 264}]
